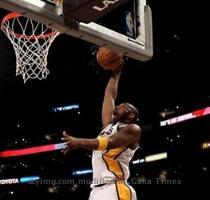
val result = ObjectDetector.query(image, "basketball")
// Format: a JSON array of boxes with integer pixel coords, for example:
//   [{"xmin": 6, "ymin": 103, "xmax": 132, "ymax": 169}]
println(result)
[{"xmin": 97, "ymin": 47, "xmax": 123, "ymax": 71}]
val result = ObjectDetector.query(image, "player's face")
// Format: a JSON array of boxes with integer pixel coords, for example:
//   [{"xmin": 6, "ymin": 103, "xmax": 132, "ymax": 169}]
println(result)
[{"xmin": 113, "ymin": 103, "xmax": 130, "ymax": 122}]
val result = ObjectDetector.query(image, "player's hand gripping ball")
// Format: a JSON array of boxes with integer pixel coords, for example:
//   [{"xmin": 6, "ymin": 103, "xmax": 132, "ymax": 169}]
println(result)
[{"xmin": 97, "ymin": 47, "xmax": 124, "ymax": 71}]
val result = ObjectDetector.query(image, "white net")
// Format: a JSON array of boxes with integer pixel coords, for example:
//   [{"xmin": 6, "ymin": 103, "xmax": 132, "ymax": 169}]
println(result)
[{"xmin": 1, "ymin": 13, "xmax": 60, "ymax": 83}]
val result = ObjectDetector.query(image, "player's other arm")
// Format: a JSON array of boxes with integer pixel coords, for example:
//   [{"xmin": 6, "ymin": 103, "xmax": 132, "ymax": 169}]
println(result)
[{"xmin": 61, "ymin": 125, "xmax": 141, "ymax": 154}]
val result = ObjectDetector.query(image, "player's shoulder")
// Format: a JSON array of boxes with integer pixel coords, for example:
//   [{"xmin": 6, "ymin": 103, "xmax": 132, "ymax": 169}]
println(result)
[{"xmin": 123, "ymin": 123, "xmax": 141, "ymax": 133}]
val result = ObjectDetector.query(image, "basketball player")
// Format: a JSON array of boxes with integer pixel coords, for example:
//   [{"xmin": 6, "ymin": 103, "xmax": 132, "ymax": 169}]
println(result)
[{"xmin": 62, "ymin": 68, "xmax": 141, "ymax": 200}]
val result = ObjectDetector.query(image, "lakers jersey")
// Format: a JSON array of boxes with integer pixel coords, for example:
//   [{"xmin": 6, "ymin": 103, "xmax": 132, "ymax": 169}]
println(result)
[{"xmin": 91, "ymin": 122, "xmax": 138, "ymax": 188}]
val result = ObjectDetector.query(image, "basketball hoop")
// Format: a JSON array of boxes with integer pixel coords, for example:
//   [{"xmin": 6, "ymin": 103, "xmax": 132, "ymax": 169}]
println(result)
[{"xmin": 0, "ymin": 12, "xmax": 60, "ymax": 83}]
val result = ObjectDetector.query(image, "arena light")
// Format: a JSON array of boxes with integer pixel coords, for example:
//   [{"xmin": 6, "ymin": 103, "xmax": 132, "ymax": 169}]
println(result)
[
  {"xmin": 201, "ymin": 142, "xmax": 210, "ymax": 149},
  {"xmin": 19, "ymin": 176, "xmax": 40, "ymax": 183},
  {"xmin": 0, "ymin": 143, "xmax": 66, "ymax": 158},
  {"xmin": 52, "ymin": 104, "xmax": 79, "ymax": 112},
  {"xmin": 132, "ymin": 159, "xmax": 145, "ymax": 164},
  {"xmin": 72, "ymin": 169, "xmax": 93, "ymax": 176},
  {"xmin": 132, "ymin": 153, "xmax": 167, "ymax": 165},
  {"xmin": 145, "ymin": 152, "xmax": 167, "ymax": 163},
  {"xmin": 160, "ymin": 106, "xmax": 210, "ymax": 126}
]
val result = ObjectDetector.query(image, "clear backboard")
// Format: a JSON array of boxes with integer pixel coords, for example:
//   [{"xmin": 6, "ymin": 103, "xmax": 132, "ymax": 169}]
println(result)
[{"xmin": 0, "ymin": 0, "xmax": 153, "ymax": 62}]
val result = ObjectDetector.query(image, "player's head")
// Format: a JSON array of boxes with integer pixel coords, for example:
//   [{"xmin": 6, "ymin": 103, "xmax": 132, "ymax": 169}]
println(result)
[{"xmin": 113, "ymin": 102, "xmax": 139, "ymax": 124}]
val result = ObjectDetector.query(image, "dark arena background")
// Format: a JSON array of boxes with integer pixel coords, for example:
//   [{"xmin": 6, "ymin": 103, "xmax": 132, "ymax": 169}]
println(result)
[{"xmin": 0, "ymin": 0, "xmax": 209, "ymax": 199}]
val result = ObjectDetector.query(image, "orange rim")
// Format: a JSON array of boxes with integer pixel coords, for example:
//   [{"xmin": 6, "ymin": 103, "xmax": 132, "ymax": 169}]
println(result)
[{"xmin": 1, "ymin": 12, "xmax": 59, "ymax": 40}]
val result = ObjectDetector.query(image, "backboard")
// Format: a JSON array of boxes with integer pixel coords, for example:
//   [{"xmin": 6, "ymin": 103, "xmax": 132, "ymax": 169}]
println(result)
[{"xmin": 0, "ymin": 0, "xmax": 153, "ymax": 61}]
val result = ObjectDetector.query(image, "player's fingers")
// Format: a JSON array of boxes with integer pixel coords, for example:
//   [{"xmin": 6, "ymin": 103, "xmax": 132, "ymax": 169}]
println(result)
[
  {"xmin": 63, "ymin": 131, "xmax": 70, "ymax": 137},
  {"xmin": 62, "ymin": 147, "xmax": 70, "ymax": 154},
  {"xmin": 61, "ymin": 137, "xmax": 70, "ymax": 141}
]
